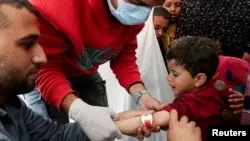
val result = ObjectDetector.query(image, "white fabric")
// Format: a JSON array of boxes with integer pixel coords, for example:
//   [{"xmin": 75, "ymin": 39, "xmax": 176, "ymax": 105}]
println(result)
[
  {"xmin": 135, "ymin": 8, "xmax": 174, "ymax": 106},
  {"xmin": 98, "ymin": 7, "xmax": 174, "ymax": 141}
]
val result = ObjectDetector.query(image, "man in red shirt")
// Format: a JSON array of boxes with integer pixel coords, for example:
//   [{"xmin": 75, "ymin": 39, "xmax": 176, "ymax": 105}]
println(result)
[{"xmin": 23, "ymin": 0, "xmax": 166, "ymax": 141}]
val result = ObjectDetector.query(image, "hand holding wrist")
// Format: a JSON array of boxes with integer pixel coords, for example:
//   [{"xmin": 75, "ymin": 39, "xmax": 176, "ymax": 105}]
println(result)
[
  {"xmin": 68, "ymin": 98, "xmax": 122, "ymax": 141},
  {"xmin": 131, "ymin": 89, "xmax": 150, "ymax": 105}
]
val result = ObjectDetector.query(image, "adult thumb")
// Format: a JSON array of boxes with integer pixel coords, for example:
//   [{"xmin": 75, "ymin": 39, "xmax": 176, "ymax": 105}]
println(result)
[{"xmin": 169, "ymin": 109, "xmax": 178, "ymax": 128}]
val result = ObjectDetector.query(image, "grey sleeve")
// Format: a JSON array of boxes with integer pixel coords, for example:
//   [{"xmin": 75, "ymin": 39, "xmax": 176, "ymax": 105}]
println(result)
[
  {"xmin": 0, "ymin": 132, "xmax": 12, "ymax": 141},
  {"xmin": 21, "ymin": 102, "xmax": 88, "ymax": 141}
]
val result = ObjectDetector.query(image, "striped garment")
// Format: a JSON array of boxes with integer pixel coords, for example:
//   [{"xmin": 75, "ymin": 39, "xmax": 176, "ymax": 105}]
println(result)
[{"xmin": 241, "ymin": 70, "xmax": 250, "ymax": 124}]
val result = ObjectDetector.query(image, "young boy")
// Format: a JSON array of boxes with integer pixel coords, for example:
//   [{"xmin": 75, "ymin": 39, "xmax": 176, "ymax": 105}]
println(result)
[
  {"xmin": 153, "ymin": 7, "xmax": 170, "ymax": 39},
  {"xmin": 152, "ymin": 6, "xmax": 170, "ymax": 68},
  {"xmin": 113, "ymin": 36, "xmax": 247, "ymax": 141}
]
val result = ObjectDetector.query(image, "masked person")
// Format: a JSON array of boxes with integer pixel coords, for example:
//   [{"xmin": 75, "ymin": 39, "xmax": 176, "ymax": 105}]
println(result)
[{"xmin": 23, "ymin": 0, "xmax": 166, "ymax": 141}]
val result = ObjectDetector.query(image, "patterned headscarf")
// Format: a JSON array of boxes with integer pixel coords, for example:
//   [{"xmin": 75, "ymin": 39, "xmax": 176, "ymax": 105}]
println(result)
[{"xmin": 176, "ymin": 0, "xmax": 250, "ymax": 57}]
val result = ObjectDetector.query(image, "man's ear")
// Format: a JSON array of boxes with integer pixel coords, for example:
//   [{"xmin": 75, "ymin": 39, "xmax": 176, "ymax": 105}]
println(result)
[{"xmin": 194, "ymin": 73, "xmax": 207, "ymax": 87}]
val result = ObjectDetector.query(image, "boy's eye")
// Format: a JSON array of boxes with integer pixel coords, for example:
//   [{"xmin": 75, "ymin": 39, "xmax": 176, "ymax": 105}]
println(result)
[
  {"xmin": 173, "ymin": 73, "xmax": 179, "ymax": 77},
  {"xmin": 154, "ymin": 27, "xmax": 159, "ymax": 30},
  {"xmin": 154, "ymin": 25, "xmax": 160, "ymax": 29}
]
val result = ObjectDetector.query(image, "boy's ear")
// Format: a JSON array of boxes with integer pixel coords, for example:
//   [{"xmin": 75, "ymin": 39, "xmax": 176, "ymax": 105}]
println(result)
[{"xmin": 194, "ymin": 73, "xmax": 207, "ymax": 87}]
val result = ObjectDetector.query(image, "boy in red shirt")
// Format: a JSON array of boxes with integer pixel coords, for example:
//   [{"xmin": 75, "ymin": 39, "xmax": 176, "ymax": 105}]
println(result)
[
  {"xmin": 164, "ymin": 36, "xmax": 248, "ymax": 141},
  {"xmin": 112, "ymin": 36, "xmax": 248, "ymax": 140}
]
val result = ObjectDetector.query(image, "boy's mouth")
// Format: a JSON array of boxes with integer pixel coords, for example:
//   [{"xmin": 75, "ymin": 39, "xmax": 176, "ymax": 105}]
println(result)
[{"xmin": 170, "ymin": 85, "xmax": 176, "ymax": 90}]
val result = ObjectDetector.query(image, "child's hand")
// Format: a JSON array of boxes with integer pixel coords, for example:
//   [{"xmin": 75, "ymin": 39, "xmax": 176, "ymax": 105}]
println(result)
[
  {"xmin": 135, "ymin": 125, "xmax": 161, "ymax": 141},
  {"xmin": 168, "ymin": 110, "xmax": 201, "ymax": 141},
  {"xmin": 228, "ymin": 88, "xmax": 244, "ymax": 114}
]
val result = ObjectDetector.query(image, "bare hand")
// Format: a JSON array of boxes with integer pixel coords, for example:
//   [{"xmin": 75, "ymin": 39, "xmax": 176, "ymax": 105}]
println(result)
[
  {"xmin": 139, "ymin": 94, "xmax": 165, "ymax": 111},
  {"xmin": 168, "ymin": 110, "xmax": 201, "ymax": 141},
  {"xmin": 115, "ymin": 110, "xmax": 153, "ymax": 121},
  {"xmin": 242, "ymin": 52, "xmax": 250, "ymax": 62},
  {"xmin": 135, "ymin": 125, "xmax": 161, "ymax": 140},
  {"xmin": 228, "ymin": 88, "xmax": 244, "ymax": 114}
]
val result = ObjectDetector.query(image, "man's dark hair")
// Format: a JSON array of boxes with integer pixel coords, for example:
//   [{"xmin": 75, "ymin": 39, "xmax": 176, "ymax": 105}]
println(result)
[
  {"xmin": 0, "ymin": 0, "xmax": 36, "ymax": 28},
  {"xmin": 0, "ymin": 0, "xmax": 35, "ymax": 13},
  {"xmin": 153, "ymin": 6, "xmax": 169, "ymax": 20},
  {"xmin": 166, "ymin": 36, "xmax": 219, "ymax": 84}
]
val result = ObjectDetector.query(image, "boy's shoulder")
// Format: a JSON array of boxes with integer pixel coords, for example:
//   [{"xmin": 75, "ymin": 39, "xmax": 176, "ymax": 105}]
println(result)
[{"xmin": 165, "ymin": 87, "xmax": 224, "ymax": 120}]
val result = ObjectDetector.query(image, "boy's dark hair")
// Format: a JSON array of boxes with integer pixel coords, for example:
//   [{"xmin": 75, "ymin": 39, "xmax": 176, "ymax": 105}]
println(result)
[
  {"xmin": 153, "ymin": 6, "xmax": 169, "ymax": 20},
  {"xmin": 167, "ymin": 36, "xmax": 219, "ymax": 84}
]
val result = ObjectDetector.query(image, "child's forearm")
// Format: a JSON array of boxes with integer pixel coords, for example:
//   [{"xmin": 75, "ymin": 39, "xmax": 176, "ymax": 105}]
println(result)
[
  {"xmin": 114, "ymin": 116, "xmax": 141, "ymax": 136},
  {"xmin": 114, "ymin": 110, "xmax": 169, "ymax": 136}
]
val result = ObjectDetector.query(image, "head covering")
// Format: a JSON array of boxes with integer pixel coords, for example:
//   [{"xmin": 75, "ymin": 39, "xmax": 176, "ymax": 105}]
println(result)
[
  {"xmin": 176, "ymin": 0, "xmax": 250, "ymax": 57},
  {"xmin": 136, "ymin": 7, "xmax": 174, "ymax": 105}
]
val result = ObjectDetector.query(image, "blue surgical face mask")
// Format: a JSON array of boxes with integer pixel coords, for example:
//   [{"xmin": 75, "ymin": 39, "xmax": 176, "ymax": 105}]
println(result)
[{"xmin": 107, "ymin": 0, "xmax": 151, "ymax": 25}]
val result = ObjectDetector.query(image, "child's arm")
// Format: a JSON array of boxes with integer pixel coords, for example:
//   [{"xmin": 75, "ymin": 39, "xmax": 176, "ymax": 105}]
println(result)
[{"xmin": 114, "ymin": 110, "xmax": 169, "ymax": 136}]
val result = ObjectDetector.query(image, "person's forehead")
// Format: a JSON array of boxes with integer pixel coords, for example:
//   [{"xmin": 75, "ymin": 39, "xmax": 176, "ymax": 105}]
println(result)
[
  {"xmin": 154, "ymin": 16, "xmax": 169, "ymax": 23},
  {"xmin": 0, "ymin": 5, "xmax": 40, "ymax": 41},
  {"xmin": 126, "ymin": 0, "xmax": 165, "ymax": 6}
]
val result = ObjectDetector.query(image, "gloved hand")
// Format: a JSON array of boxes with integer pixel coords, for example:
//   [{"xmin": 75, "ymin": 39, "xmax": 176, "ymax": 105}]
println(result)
[{"xmin": 68, "ymin": 98, "xmax": 122, "ymax": 141}]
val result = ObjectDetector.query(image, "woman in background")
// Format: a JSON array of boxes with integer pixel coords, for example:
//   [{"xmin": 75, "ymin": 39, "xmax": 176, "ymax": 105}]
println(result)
[{"xmin": 163, "ymin": 0, "xmax": 182, "ymax": 49}]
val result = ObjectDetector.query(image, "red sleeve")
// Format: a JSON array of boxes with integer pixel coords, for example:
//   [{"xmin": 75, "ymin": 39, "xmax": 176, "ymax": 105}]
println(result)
[
  {"xmin": 110, "ymin": 25, "xmax": 144, "ymax": 90},
  {"xmin": 164, "ymin": 98, "xmax": 193, "ymax": 119},
  {"xmin": 35, "ymin": 16, "xmax": 73, "ymax": 109},
  {"xmin": 230, "ymin": 57, "xmax": 249, "ymax": 84}
]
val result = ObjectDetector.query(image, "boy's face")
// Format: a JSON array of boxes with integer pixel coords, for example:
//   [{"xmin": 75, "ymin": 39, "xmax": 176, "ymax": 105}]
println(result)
[
  {"xmin": 163, "ymin": 0, "xmax": 181, "ymax": 21},
  {"xmin": 153, "ymin": 15, "xmax": 169, "ymax": 38},
  {"xmin": 167, "ymin": 59, "xmax": 196, "ymax": 96}
]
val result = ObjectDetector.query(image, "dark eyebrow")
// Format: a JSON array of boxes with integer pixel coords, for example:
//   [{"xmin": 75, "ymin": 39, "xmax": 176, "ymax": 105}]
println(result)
[
  {"xmin": 170, "ymin": 69, "xmax": 178, "ymax": 73},
  {"xmin": 15, "ymin": 34, "xmax": 39, "ymax": 45}
]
